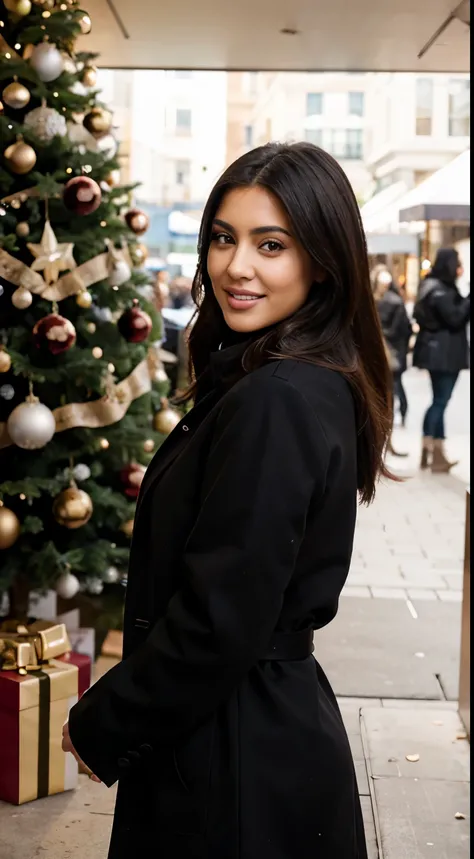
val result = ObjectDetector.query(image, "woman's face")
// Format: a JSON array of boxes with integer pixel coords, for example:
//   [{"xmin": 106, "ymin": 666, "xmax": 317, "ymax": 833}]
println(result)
[{"xmin": 207, "ymin": 185, "xmax": 319, "ymax": 333}]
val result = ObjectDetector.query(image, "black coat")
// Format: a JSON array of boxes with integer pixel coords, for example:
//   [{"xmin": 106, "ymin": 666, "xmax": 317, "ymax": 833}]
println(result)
[
  {"xmin": 413, "ymin": 277, "xmax": 470, "ymax": 373},
  {"xmin": 68, "ymin": 342, "xmax": 368, "ymax": 859},
  {"xmin": 376, "ymin": 288, "xmax": 412, "ymax": 374}
]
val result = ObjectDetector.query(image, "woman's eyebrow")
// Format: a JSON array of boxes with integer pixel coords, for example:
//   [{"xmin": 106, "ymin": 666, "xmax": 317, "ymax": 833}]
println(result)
[{"xmin": 213, "ymin": 218, "xmax": 292, "ymax": 238}]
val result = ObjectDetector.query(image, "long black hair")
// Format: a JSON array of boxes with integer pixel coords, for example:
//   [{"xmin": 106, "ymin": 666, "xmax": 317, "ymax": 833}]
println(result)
[
  {"xmin": 185, "ymin": 142, "xmax": 394, "ymax": 503},
  {"xmin": 430, "ymin": 247, "xmax": 461, "ymax": 285}
]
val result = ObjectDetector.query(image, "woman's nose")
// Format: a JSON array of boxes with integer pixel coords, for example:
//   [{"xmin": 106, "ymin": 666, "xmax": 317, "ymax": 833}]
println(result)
[{"xmin": 226, "ymin": 245, "xmax": 255, "ymax": 281}]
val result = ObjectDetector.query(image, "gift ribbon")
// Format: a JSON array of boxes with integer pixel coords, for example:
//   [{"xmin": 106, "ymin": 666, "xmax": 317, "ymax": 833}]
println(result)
[
  {"xmin": 0, "ymin": 621, "xmax": 71, "ymax": 672},
  {"xmin": 36, "ymin": 669, "xmax": 51, "ymax": 799}
]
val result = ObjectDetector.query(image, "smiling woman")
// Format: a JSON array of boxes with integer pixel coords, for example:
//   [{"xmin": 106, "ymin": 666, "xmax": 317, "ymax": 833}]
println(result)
[{"xmin": 67, "ymin": 142, "xmax": 393, "ymax": 859}]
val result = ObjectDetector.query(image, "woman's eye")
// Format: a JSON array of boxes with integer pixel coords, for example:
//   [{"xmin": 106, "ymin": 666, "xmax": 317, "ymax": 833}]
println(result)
[
  {"xmin": 261, "ymin": 240, "xmax": 284, "ymax": 253},
  {"xmin": 211, "ymin": 232, "xmax": 232, "ymax": 245}
]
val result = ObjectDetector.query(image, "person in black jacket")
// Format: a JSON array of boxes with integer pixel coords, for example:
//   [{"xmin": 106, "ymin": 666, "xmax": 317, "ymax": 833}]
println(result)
[
  {"xmin": 373, "ymin": 269, "xmax": 412, "ymax": 426},
  {"xmin": 62, "ymin": 142, "xmax": 395, "ymax": 859},
  {"xmin": 413, "ymin": 247, "xmax": 470, "ymax": 472}
]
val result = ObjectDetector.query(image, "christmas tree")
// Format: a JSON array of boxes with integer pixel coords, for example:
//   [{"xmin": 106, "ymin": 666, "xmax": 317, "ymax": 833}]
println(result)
[{"xmin": 0, "ymin": 0, "xmax": 181, "ymax": 620}]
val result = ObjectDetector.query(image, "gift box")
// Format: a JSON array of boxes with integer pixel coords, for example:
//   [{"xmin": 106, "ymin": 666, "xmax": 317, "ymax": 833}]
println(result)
[
  {"xmin": 0, "ymin": 659, "xmax": 79, "ymax": 805},
  {"xmin": 56, "ymin": 651, "xmax": 91, "ymax": 698}
]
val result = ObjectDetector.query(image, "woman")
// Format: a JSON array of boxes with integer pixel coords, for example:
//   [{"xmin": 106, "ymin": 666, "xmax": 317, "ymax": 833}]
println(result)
[
  {"xmin": 413, "ymin": 247, "xmax": 470, "ymax": 472},
  {"xmin": 63, "ymin": 142, "xmax": 394, "ymax": 859},
  {"xmin": 373, "ymin": 268, "xmax": 412, "ymax": 427}
]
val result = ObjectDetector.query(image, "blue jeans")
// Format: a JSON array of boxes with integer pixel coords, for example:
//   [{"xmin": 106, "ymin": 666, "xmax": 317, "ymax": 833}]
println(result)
[{"xmin": 422, "ymin": 371, "xmax": 459, "ymax": 439}]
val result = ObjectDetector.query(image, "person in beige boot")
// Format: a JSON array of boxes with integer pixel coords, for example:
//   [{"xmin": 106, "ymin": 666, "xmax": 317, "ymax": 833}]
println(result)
[{"xmin": 413, "ymin": 248, "xmax": 470, "ymax": 473}]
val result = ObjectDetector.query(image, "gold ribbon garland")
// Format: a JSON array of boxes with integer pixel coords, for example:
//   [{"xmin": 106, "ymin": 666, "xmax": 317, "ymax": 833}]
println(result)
[
  {"xmin": 0, "ymin": 355, "xmax": 154, "ymax": 449},
  {"xmin": 0, "ymin": 245, "xmax": 133, "ymax": 302}
]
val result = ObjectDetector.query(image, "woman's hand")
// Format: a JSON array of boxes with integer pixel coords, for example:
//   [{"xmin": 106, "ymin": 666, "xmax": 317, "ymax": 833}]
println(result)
[{"xmin": 62, "ymin": 721, "xmax": 101, "ymax": 783}]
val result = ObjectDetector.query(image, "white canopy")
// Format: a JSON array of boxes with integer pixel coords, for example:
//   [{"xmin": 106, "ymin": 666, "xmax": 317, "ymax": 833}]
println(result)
[
  {"xmin": 398, "ymin": 149, "xmax": 470, "ymax": 222},
  {"xmin": 168, "ymin": 210, "xmax": 201, "ymax": 236}
]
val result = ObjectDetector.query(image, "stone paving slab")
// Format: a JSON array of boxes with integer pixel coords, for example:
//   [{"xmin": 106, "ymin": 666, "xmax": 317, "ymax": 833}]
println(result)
[
  {"xmin": 315, "ymin": 596, "xmax": 461, "ymax": 700},
  {"xmin": 361, "ymin": 707, "xmax": 470, "ymax": 859}
]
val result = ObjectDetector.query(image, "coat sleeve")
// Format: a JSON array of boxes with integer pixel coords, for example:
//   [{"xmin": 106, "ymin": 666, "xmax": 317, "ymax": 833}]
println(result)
[
  {"xmin": 431, "ymin": 291, "xmax": 470, "ymax": 331},
  {"xmin": 68, "ymin": 374, "xmax": 330, "ymax": 786}
]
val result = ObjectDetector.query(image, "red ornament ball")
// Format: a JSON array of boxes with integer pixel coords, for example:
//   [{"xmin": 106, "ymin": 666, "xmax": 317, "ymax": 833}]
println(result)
[
  {"xmin": 117, "ymin": 307, "xmax": 152, "ymax": 343},
  {"xmin": 124, "ymin": 208, "xmax": 149, "ymax": 235},
  {"xmin": 33, "ymin": 313, "xmax": 76, "ymax": 355},
  {"xmin": 63, "ymin": 176, "xmax": 102, "ymax": 216},
  {"xmin": 120, "ymin": 463, "xmax": 146, "ymax": 498}
]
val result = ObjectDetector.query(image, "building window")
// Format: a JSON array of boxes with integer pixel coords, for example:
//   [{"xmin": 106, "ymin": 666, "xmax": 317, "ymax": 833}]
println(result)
[
  {"xmin": 176, "ymin": 108, "xmax": 192, "ymax": 133},
  {"xmin": 244, "ymin": 124, "xmax": 254, "ymax": 147},
  {"xmin": 345, "ymin": 128, "xmax": 363, "ymax": 159},
  {"xmin": 415, "ymin": 78, "xmax": 434, "ymax": 136},
  {"xmin": 348, "ymin": 92, "xmax": 364, "ymax": 116},
  {"xmin": 306, "ymin": 93, "xmax": 323, "ymax": 116},
  {"xmin": 175, "ymin": 160, "xmax": 191, "ymax": 185},
  {"xmin": 322, "ymin": 129, "xmax": 363, "ymax": 159},
  {"xmin": 304, "ymin": 128, "xmax": 323, "ymax": 146},
  {"xmin": 448, "ymin": 79, "xmax": 470, "ymax": 136}
]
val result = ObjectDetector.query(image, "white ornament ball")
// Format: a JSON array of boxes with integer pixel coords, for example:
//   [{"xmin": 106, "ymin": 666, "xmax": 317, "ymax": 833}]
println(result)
[
  {"xmin": 30, "ymin": 43, "xmax": 64, "ymax": 83},
  {"xmin": 73, "ymin": 463, "xmax": 91, "ymax": 482},
  {"xmin": 96, "ymin": 134, "xmax": 118, "ymax": 156},
  {"xmin": 12, "ymin": 286, "xmax": 33, "ymax": 310},
  {"xmin": 85, "ymin": 577, "xmax": 104, "ymax": 595},
  {"xmin": 56, "ymin": 571, "xmax": 80, "ymax": 599},
  {"xmin": 109, "ymin": 259, "xmax": 131, "ymax": 287},
  {"xmin": 24, "ymin": 105, "xmax": 67, "ymax": 143},
  {"xmin": 103, "ymin": 565, "xmax": 120, "ymax": 584},
  {"xmin": 7, "ymin": 398, "xmax": 56, "ymax": 450}
]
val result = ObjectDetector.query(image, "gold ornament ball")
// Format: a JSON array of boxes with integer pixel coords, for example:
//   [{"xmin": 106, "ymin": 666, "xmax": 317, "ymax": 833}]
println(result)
[
  {"xmin": 0, "ymin": 506, "xmax": 21, "ymax": 550},
  {"xmin": 2, "ymin": 81, "xmax": 31, "ymax": 111},
  {"xmin": 76, "ymin": 290, "xmax": 92, "ymax": 309},
  {"xmin": 86, "ymin": 322, "xmax": 96, "ymax": 334},
  {"xmin": 81, "ymin": 65, "xmax": 97, "ymax": 88},
  {"xmin": 0, "ymin": 349, "xmax": 12, "ymax": 373},
  {"xmin": 4, "ymin": 140, "xmax": 37, "ymax": 175},
  {"xmin": 79, "ymin": 13, "xmax": 92, "ymax": 33},
  {"xmin": 121, "ymin": 518, "xmax": 134, "ymax": 538},
  {"xmin": 83, "ymin": 107, "xmax": 112, "ymax": 139},
  {"xmin": 143, "ymin": 439, "xmax": 155, "ymax": 453},
  {"xmin": 12, "ymin": 286, "xmax": 33, "ymax": 310},
  {"xmin": 129, "ymin": 243, "xmax": 148, "ymax": 267},
  {"xmin": 16, "ymin": 221, "xmax": 30, "ymax": 238},
  {"xmin": 154, "ymin": 406, "xmax": 181, "ymax": 435},
  {"xmin": 53, "ymin": 487, "xmax": 93, "ymax": 529},
  {"xmin": 5, "ymin": 0, "xmax": 31, "ymax": 14},
  {"xmin": 99, "ymin": 438, "xmax": 109, "ymax": 450},
  {"xmin": 92, "ymin": 346, "xmax": 103, "ymax": 359}
]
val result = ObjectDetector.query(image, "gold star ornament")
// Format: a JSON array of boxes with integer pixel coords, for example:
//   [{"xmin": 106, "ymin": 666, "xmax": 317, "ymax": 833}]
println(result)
[{"xmin": 27, "ymin": 220, "xmax": 76, "ymax": 286}]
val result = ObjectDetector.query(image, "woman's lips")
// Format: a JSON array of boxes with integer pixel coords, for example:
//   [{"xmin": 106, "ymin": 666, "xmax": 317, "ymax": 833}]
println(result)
[{"xmin": 224, "ymin": 290, "xmax": 265, "ymax": 310}]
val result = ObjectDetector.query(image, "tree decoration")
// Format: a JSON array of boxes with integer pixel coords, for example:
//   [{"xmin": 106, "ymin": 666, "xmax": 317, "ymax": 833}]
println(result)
[
  {"xmin": 11, "ymin": 286, "xmax": 33, "ymax": 309},
  {"xmin": 7, "ymin": 391, "xmax": 56, "ymax": 450},
  {"xmin": 76, "ymin": 289, "xmax": 92, "ymax": 308},
  {"xmin": 0, "ymin": 505, "xmax": 21, "ymax": 550},
  {"xmin": 143, "ymin": 439, "xmax": 155, "ymax": 453},
  {"xmin": 4, "ymin": 139, "xmax": 37, "ymax": 175},
  {"xmin": 63, "ymin": 175, "xmax": 102, "ymax": 216},
  {"xmin": 120, "ymin": 518, "xmax": 134, "ymax": 538},
  {"xmin": 125, "ymin": 209, "xmax": 149, "ymax": 236},
  {"xmin": 15, "ymin": 222, "xmax": 30, "ymax": 238},
  {"xmin": 120, "ymin": 463, "xmax": 146, "ymax": 498},
  {"xmin": 4, "ymin": 0, "xmax": 31, "ymax": 16},
  {"xmin": 153, "ymin": 399, "xmax": 181, "ymax": 435},
  {"xmin": 81, "ymin": 65, "xmax": 97, "ymax": 87},
  {"xmin": 29, "ymin": 42, "xmax": 64, "ymax": 82},
  {"xmin": 129, "ymin": 242, "xmax": 148, "ymax": 267},
  {"xmin": 117, "ymin": 306, "xmax": 152, "ymax": 343},
  {"xmin": 55, "ymin": 570, "xmax": 80, "ymax": 599},
  {"xmin": 52, "ymin": 485, "xmax": 93, "ymax": 529},
  {"xmin": 84, "ymin": 577, "xmax": 103, "ymax": 595},
  {"xmin": 2, "ymin": 79, "xmax": 31, "ymax": 110},
  {"xmin": 83, "ymin": 107, "xmax": 112, "ymax": 139},
  {"xmin": 27, "ymin": 220, "xmax": 76, "ymax": 285},
  {"xmin": 78, "ymin": 12, "xmax": 92, "ymax": 33},
  {"xmin": 24, "ymin": 101, "xmax": 67, "ymax": 142},
  {"xmin": 103, "ymin": 565, "xmax": 120, "ymax": 584},
  {"xmin": 0, "ymin": 349, "xmax": 12, "ymax": 373},
  {"xmin": 33, "ymin": 313, "xmax": 77, "ymax": 355},
  {"xmin": 107, "ymin": 242, "xmax": 131, "ymax": 286}
]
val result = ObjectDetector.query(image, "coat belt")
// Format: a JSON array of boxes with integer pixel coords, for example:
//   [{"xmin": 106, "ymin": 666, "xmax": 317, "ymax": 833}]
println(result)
[{"xmin": 261, "ymin": 629, "xmax": 314, "ymax": 661}]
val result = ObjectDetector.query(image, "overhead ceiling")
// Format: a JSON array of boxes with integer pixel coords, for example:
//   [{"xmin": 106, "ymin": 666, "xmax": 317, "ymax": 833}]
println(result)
[{"xmin": 81, "ymin": 0, "xmax": 470, "ymax": 72}]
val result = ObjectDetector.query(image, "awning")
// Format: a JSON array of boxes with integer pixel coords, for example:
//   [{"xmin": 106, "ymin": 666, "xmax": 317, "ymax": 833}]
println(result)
[
  {"xmin": 366, "ymin": 233, "xmax": 418, "ymax": 255},
  {"xmin": 398, "ymin": 150, "xmax": 470, "ymax": 223},
  {"xmin": 168, "ymin": 210, "xmax": 201, "ymax": 236}
]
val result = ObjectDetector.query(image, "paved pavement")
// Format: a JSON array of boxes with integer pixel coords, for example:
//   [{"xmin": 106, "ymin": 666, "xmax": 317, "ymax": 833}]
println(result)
[{"xmin": 0, "ymin": 368, "xmax": 469, "ymax": 858}]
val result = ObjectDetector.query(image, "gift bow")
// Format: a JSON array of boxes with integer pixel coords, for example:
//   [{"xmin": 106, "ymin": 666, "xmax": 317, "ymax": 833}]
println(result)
[{"xmin": 0, "ymin": 621, "xmax": 71, "ymax": 675}]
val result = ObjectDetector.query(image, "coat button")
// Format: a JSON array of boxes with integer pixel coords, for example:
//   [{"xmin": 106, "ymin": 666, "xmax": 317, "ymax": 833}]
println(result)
[
  {"xmin": 138, "ymin": 743, "xmax": 153, "ymax": 757},
  {"xmin": 182, "ymin": 425, "xmax": 189, "ymax": 432},
  {"xmin": 127, "ymin": 750, "xmax": 141, "ymax": 763},
  {"xmin": 117, "ymin": 756, "xmax": 131, "ymax": 769}
]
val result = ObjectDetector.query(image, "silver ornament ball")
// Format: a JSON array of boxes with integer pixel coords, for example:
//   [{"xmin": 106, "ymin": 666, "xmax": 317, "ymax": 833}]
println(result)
[
  {"xmin": 73, "ymin": 463, "xmax": 91, "ymax": 482},
  {"xmin": 56, "ymin": 571, "xmax": 80, "ymax": 599},
  {"xmin": 109, "ymin": 259, "xmax": 131, "ymax": 287},
  {"xmin": 30, "ymin": 43, "xmax": 64, "ymax": 83},
  {"xmin": 12, "ymin": 286, "xmax": 33, "ymax": 310},
  {"xmin": 85, "ymin": 577, "xmax": 104, "ymax": 595},
  {"xmin": 103, "ymin": 565, "xmax": 120, "ymax": 584},
  {"xmin": 7, "ymin": 398, "xmax": 56, "ymax": 450},
  {"xmin": 24, "ymin": 104, "xmax": 67, "ymax": 142}
]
